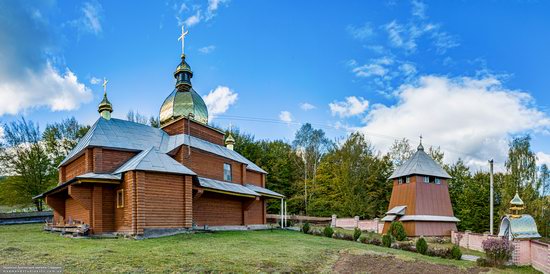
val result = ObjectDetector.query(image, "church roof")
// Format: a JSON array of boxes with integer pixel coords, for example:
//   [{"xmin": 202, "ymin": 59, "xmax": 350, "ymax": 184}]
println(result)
[
  {"xmin": 159, "ymin": 88, "xmax": 209, "ymax": 126},
  {"xmin": 197, "ymin": 177, "xmax": 259, "ymax": 197},
  {"xmin": 389, "ymin": 145, "xmax": 451, "ymax": 179},
  {"xmin": 59, "ymin": 118, "xmax": 267, "ymax": 174},
  {"xmin": 114, "ymin": 147, "xmax": 196, "ymax": 175},
  {"xmin": 245, "ymin": 184, "xmax": 285, "ymax": 198},
  {"xmin": 499, "ymin": 214, "xmax": 541, "ymax": 239}
]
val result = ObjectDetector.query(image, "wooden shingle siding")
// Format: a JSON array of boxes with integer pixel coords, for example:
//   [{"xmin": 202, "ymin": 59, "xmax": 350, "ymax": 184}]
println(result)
[
  {"xmin": 101, "ymin": 186, "xmax": 115, "ymax": 232},
  {"xmin": 245, "ymin": 199, "xmax": 265, "ymax": 225},
  {"xmin": 115, "ymin": 171, "xmax": 134, "ymax": 233},
  {"xmin": 65, "ymin": 197, "xmax": 89, "ymax": 224},
  {"xmin": 141, "ymin": 172, "xmax": 187, "ymax": 228},
  {"xmin": 177, "ymin": 147, "xmax": 243, "ymax": 184},
  {"xmin": 246, "ymin": 171, "xmax": 263, "ymax": 187},
  {"xmin": 97, "ymin": 149, "xmax": 137, "ymax": 173},
  {"xmin": 63, "ymin": 154, "xmax": 87, "ymax": 182},
  {"xmin": 193, "ymin": 192, "xmax": 244, "ymax": 226},
  {"xmin": 163, "ymin": 118, "xmax": 225, "ymax": 146}
]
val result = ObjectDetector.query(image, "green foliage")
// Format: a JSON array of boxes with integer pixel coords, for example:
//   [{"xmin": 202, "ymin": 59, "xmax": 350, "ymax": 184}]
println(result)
[
  {"xmin": 310, "ymin": 133, "xmax": 393, "ymax": 218},
  {"xmin": 389, "ymin": 222, "xmax": 407, "ymax": 241},
  {"xmin": 416, "ymin": 238, "xmax": 428, "ymax": 255},
  {"xmin": 0, "ymin": 119, "xmax": 55, "ymax": 211},
  {"xmin": 302, "ymin": 222, "xmax": 310, "ymax": 234},
  {"xmin": 323, "ymin": 226, "xmax": 334, "ymax": 238},
  {"xmin": 450, "ymin": 245, "xmax": 462, "ymax": 260},
  {"xmin": 353, "ymin": 227, "xmax": 361, "ymax": 241},
  {"xmin": 382, "ymin": 233, "xmax": 393, "ymax": 247}
]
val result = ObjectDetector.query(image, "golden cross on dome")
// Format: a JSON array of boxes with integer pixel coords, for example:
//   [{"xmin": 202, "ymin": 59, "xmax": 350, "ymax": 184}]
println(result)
[
  {"xmin": 102, "ymin": 78, "xmax": 109, "ymax": 94},
  {"xmin": 178, "ymin": 25, "xmax": 189, "ymax": 55}
]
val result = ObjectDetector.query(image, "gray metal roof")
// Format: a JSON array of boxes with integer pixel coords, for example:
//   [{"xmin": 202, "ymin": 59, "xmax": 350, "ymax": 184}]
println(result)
[
  {"xmin": 386, "ymin": 205, "xmax": 407, "ymax": 215},
  {"xmin": 59, "ymin": 118, "xmax": 266, "ymax": 174},
  {"xmin": 381, "ymin": 215, "xmax": 396, "ymax": 222},
  {"xmin": 389, "ymin": 147, "xmax": 451, "ymax": 179},
  {"xmin": 197, "ymin": 177, "xmax": 259, "ymax": 197},
  {"xmin": 244, "ymin": 184, "xmax": 284, "ymax": 198},
  {"xmin": 75, "ymin": 173, "xmax": 121, "ymax": 180},
  {"xmin": 114, "ymin": 147, "xmax": 196, "ymax": 175},
  {"xmin": 163, "ymin": 133, "xmax": 267, "ymax": 174},
  {"xmin": 60, "ymin": 118, "xmax": 166, "ymax": 166}
]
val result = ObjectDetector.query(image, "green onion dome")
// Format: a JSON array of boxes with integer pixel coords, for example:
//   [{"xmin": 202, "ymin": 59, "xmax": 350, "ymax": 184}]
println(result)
[{"xmin": 160, "ymin": 54, "xmax": 209, "ymax": 126}]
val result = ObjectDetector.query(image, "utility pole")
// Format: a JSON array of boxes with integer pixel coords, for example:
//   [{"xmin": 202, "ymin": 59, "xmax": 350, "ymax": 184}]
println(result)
[{"xmin": 489, "ymin": 159, "xmax": 494, "ymax": 235}]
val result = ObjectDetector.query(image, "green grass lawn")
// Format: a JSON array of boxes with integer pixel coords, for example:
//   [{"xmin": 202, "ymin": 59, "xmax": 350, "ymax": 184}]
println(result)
[{"xmin": 0, "ymin": 224, "xmax": 540, "ymax": 273}]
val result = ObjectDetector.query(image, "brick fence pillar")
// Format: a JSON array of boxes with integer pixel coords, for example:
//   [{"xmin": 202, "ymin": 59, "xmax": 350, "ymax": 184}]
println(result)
[
  {"xmin": 354, "ymin": 216, "xmax": 359, "ymax": 228},
  {"xmin": 465, "ymin": 231, "xmax": 471, "ymax": 249},
  {"xmin": 331, "ymin": 215, "xmax": 336, "ymax": 228}
]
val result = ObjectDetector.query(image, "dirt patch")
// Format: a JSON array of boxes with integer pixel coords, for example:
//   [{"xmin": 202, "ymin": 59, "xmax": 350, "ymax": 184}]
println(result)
[
  {"xmin": 332, "ymin": 253, "xmax": 487, "ymax": 274},
  {"xmin": 2, "ymin": 247, "xmax": 22, "ymax": 253}
]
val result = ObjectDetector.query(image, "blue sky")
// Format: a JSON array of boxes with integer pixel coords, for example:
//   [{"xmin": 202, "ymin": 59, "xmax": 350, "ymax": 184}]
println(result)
[{"xmin": 1, "ymin": 0, "xmax": 550, "ymax": 169}]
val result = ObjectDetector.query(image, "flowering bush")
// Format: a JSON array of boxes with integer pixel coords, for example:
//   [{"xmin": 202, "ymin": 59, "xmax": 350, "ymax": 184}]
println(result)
[{"xmin": 481, "ymin": 238, "xmax": 513, "ymax": 267}]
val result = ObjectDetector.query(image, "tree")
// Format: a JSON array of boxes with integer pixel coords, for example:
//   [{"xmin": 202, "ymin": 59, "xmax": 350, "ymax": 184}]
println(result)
[
  {"xmin": 311, "ymin": 133, "xmax": 392, "ymax": 218},
  {"xmin": 539, "ymin": 164, "xmax": 549, "ymax": 196},
  {"xmin": 127, "ymin": 110, "xmax": 149, "ymax": 125},
  {"xmin": 446, "ymin": 159, "xmax": 470, "ymax": 212},
  {"xmin": 42, "ymin": 117, "xmax": 90, "ymax": 168},
  {"xmin": 230, "ymin": 129, "xmax": 302, "ymax": 214},
  {"xmin": 0, "ymin": 118, "xmax": 54, "ymax": 211},
  {"xmin": 428, "ymin": 146, "xmax": 445, "ymax": 166},
  {"xmin": 388, "ymin": 138, "xmax": 414, "ymax": 166},
  {"xmin": 292, "ymin": 123, "xmax": 332, "ymax": 214}
]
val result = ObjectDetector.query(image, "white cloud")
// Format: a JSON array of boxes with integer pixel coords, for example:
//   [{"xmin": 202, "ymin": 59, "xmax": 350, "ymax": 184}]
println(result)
[
  {"xmin": 0, "ymin": 2, "xmax": 93, "ymax": 116},
  {"xmin": 347, "ymin": 23, "xmax": 374, "ymax": 40},
  {"xmin": 185, "ymin": 10, "xmax": 201, "ymax": 26},
  {"xmin": 351, "ymin": 57, "xmax": 394, "ymax": 78},
  {"xmin": 399, "ymin": 63, "xmax": 417, "ymax": 76},
  {"xmin": 203, "ymin": 86, "xmax": 238, "ymax": 119},
  {"xmin": 536, "ymin": 152, "xmax": 550, "ymax": 167},
  {"xmin": 279, "ymin": 111, "xmax": 293, "ymax": 123},
  {"xmin": 198, "ymin": 45, "xmax": 216, "ymax": 54},
  {"xmin": 360, "ymin": 75, "xmax": 550, "ymax": 168},
  {"xmin": 300, "ymin": 103, "xmax": 316, "ymax": 111},
  {"xmin": 176, "ymin": 0, "xmax": 228, "ymax": 27},
  {"xmin": 0, "ymin": 62, "xmax": 93, "ymax": 115},
  {"xmin": 69, "ymin": 1, "xmax": 103, "ymax": 35},
  {"xmin": 411, "ymin": 0, "xmax": 427, "ymax": 19},
  {"xmin": 329, "ymin": 96, "xmax": 370, "ymax": 118},
  {"xmin": 90, "ymin": 76, "xmax": 101, "ymax": 85},
  {"xmin": 207, "ymin": 0, "xmax": 228, "ymax": 19}
]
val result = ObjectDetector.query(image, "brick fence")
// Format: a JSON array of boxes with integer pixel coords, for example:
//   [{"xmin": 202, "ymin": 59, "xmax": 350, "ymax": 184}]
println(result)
[
  {"xmin": 331, "ymin": 215, "xmax": 384, "ymax": 234},
  {"xmin": 451, "ymin": 230, "xmax": 550, "ymax": 273}
]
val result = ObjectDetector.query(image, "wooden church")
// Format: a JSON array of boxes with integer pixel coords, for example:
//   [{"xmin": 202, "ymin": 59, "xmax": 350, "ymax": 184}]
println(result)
[
  {"xmin": 35, "ymin": 27, "xmax": 283, "ymax": 237},
  {"xmin": 382, "ymin": 140, "xmax": 459, "ymax": 236}
]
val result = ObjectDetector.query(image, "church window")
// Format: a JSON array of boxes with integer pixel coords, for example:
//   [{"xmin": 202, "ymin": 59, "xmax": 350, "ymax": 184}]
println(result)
[
  {"xmin": 435, "ymin": 178, "xmax": 441, "ymax": 184},
  {"xmin": 224, "ymin": 163, "xmax": 232, "ymax": 181},
  {"xmin": 424, "ymin": 176, "xmax": 429, "ymax": 183},
  {"xmin": 116, "ymin": 189, "xmax": 124, "ymax": 208}
]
